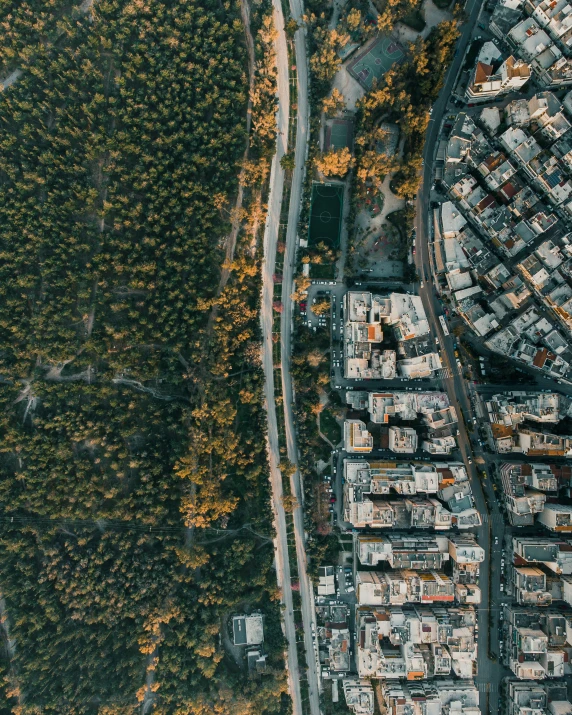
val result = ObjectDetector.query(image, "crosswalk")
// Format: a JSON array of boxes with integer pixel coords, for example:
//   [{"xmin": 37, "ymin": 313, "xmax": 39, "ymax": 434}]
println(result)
[
  {"xmin": 435, "ymin": 366, "xmax": 459, "ymax": 379},
  {"xmin": 477, "ymin": 683, "xmax": 499, "ymax": 694},
  {"xmin": 481, "ymin": 513, "xmax": 505, "ymax": 526}
]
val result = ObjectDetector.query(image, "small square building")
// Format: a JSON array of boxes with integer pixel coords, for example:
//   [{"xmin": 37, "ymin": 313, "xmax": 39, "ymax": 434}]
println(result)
[{"xmin": 232, "ymin": 614, "xmax": 264, "ymax": 646}]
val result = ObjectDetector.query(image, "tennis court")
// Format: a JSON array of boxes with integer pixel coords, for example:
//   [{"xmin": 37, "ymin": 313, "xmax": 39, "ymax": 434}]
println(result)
[
  {"xmin": 308, "ymin": 183, "xmax": 344, "ymax": 249},
  {"xmin": 325, "ymin": 119, "xmax": 354, "ymax": 152},
  {"xmin": 347, "ymin": 35, "xmax": 404, "ymax": 90}
]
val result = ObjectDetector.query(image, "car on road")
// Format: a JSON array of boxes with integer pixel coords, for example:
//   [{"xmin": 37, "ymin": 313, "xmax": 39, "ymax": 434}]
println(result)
[
  {"xmin": 330, "ymin": 496, "xmax": 336, "ymax": 503},
  {"xmin": 468, "ymin": 458, "xmax": 473, "ymax": 464},
  {"xmin": 494, "ymin": 536, "xmax": 499, "ymax": 545}
]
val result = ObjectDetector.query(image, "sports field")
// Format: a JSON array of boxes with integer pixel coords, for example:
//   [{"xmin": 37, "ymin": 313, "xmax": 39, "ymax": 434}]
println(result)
[
  {"xmin": 325, "ymin": 119, "xmax": 353, "ymax": 152},
  {"xmin": 347, "ymin": 35, "xmax": 404, "ymax": 90},
  {"xmin": 308, "ymin": 183, "xmax": 344, "ymax": 249}
]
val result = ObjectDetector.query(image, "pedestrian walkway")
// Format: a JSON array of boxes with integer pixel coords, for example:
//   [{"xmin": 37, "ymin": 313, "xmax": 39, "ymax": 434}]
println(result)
[
  {"xmin": 481, "ymin": 513, "xmax": 505, "ymax": 525},
  {"xmin": 435, "ymin": 366, "xmax": 461, "ymax": 379},
  {"xmin": 477, "ymin": 682, "xmax": 499, "ymax": 693}
]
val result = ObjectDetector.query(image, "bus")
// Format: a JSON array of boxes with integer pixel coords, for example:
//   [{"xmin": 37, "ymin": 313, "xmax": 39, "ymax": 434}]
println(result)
[{"xmin": 439, "ymin": 314, "xmax": 449, "ymax": 336}]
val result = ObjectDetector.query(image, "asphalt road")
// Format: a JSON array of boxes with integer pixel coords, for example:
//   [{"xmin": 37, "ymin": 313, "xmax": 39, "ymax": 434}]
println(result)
[
  {"xmin": 278, "ymin": 0, "xmax": 323, "ymax": 712},
  {"xmin": 260, "ymin": 2, "xmax": 303, "ymax": 713},
  {"xmin": 414, "ymin": 0, "xmax": 503, "ymax": 709}
]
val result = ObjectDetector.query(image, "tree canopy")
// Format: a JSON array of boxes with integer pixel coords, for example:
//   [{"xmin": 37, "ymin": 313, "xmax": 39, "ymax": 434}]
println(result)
[{"xmin": 0, "ymin": 0, "xmax": 287, "ymax": 712}]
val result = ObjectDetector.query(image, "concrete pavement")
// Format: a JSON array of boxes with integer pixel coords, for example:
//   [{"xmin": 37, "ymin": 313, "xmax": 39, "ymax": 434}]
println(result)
[
  {"xmin": 278, "ymin": 0, "xmax": 322, "ymax": 712},
  {"xmin": 260, "ymin": 2, "xmax": 303, "ymax": 713}
]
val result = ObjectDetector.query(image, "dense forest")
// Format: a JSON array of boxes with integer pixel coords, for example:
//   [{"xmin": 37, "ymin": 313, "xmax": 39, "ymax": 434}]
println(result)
[{"xmin": 0, "ymin": 0, "xmax": 286, "ymax": 713}]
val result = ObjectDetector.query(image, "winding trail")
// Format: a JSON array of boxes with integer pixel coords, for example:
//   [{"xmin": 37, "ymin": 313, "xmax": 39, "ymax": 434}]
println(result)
[{"xmin": 210, "ymin": 0, "xmax": 257, "ymax": 321}]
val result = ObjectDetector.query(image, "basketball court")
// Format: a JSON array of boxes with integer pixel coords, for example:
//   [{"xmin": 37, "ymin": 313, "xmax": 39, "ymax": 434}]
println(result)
[
  {"xmin": 308, "ymin": 183, "xmax": 344, "ymax": 249},
  {"xmin": 347, "ymin": 35, "xmax": 404, "ymax": 91}
]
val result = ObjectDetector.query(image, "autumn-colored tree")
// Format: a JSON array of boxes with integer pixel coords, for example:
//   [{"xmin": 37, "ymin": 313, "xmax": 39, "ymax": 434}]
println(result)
[
  {"xmin": 311, "ymin": 299, "xmax": 331, "ymax": 316},
  {"xmin": 322, "ymin": 88, "xmax": 345, "ymax": 117},
  {"xmin": 291, "ymin": 274, "xmax": 311, "ymax": 302},
  {"xmin": 356, "ymin": 150, "xmax": 399, "ymax": 185},
  {"xmin": 315, "ymin": 147, "xmax": 355, "ymax": 177},
  {"xmin": 307, "ymin": 349, "xmax": 325, "ymax": 367},
  {"xmin": 309, "ymin": 27, "xmax": 350, "ymax": 83},
  {"xmin": 286, "ymin": 18, "xmax": 299, "ymax": 38},
  {"xmin": 346, "ymin": 8, "xmax": 362, "ymax": 31}
]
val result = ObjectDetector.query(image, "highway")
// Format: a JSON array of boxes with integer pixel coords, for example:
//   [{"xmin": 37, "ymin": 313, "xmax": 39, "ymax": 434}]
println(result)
[
  {"xmin": 279, "ymin": 0, "xmax": 323, "ymax": 710},
  {"xmin": 260, "ymin": 1, "xmax": 303, "ymax": 713},
  {"xmin": 414, "ymin": 0, "xmax": 503, "ymax": 709}
]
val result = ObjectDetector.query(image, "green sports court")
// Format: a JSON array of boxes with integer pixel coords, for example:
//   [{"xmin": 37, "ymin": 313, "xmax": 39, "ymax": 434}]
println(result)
[
  {"xmin": 347, "ymin": 35, "xmax": 404, "ymax": 90},
  {"xmin": 326, "ymin": 119, "xmax": 353, "ymax": 151},
  {"xmin": 308, "ymin": 183, "xmax": 344, "ymax": 249}
]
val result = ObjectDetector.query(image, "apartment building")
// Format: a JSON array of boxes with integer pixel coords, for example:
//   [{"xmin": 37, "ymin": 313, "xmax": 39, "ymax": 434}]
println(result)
[
  {"xmin": 344, "ymin": 459, "xmax": 442, "ymax": 495},
  {"xmin": 448, "ymin": 535, "xmax": 486, "ymax": 584},
  {"xmin": 465, "ymin": 41, "xmax": 530, "ymax": 102},
  {"xmin": 500, "ymin": 462, "xmax": 559, "ymax": 526},
  {"xmin": 506, "ymin": 680, "xmax": 572, "ymax": 715},
  {"xmin": 343, "ymin": 292, "xmax": 434, "ymax": 380},
  {"xmin": 344, "ymin": 420, "xmax": 373, "ymax": 453},
  {"xmin": 380, "ymin": 680, "xmax": 480, "ymax": 715},
  {"xmin": 344, "ymin": 461, "xmax": 481, "ymax": 529},
  {"xmin": 485, "ymin": 391, "xmax": 572, "ymax": 455},
  {"xmin": 356, "ymin": 533, "xmax": 451, "ymax": 569},
  {"xmin": 355, "ymin": 605, "xmax": 477, "ymax": 679},
  {"xmin": 356, "ymin": 570, "xmax": 455, "ymax": 606},
  {"xmin": 501, "ymin": 462, "xmax": 560, "ymax": 492},
  {"xmin": 538, "ymin": 503, "xmax": 572, "ymax": 531},
  {"xmin": 486, "ymin": 391, "xmax": 569, "ymax": 425},
  {"xmin": 343, "ymin": 680, "xmax": 374, "ymax": 715},
  {"xmin": 513, "ymin": 536, "xmax": 572, "ymax": 574},
  {"xmin": 513, "ymin": 566, "xmax": 554, "ymax": 606},
  {"xmin": 485, "ymin": 309, "xmax": 570, "ymax": 379},
  {"xmin": 503, "ymin": 606, "xmax": 572, "ymax": 679},
  {"xmin": 343, "ymin": 389, "xmax": 458, "ymax": 453}
]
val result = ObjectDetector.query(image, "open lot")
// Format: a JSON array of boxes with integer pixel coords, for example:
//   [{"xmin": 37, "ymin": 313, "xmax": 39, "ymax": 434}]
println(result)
[{"xmin": 347, "ymin": 35, "xmax": 404, "ymax": 90}]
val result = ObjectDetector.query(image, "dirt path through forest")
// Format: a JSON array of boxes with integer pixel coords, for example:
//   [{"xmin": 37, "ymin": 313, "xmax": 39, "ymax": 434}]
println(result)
[{"xmin": 209, "ymin": 0, "xmax": 256, "ymax": 323}]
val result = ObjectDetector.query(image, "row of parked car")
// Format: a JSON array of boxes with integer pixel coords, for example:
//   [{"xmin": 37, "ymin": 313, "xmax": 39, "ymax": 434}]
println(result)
[{"xmin": 337, "ymin": 566, "xmax": 354, "ymax": 594}]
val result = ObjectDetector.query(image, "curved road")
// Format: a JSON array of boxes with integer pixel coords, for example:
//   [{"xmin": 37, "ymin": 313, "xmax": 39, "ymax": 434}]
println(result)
[{"xmin": 415, "ymin": 0, "xmax": 499, "ymax": 710}]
